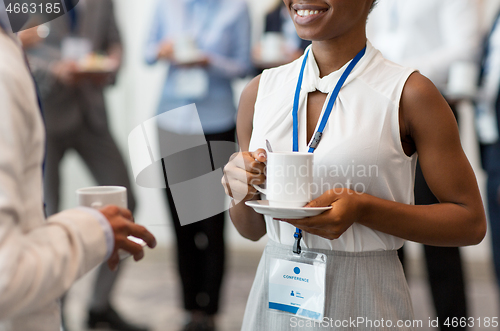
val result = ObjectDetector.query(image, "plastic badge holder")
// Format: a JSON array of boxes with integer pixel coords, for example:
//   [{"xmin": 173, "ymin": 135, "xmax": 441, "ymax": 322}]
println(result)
[{"xmin": 265, "ymin": 245, "xmax": 327, "ymax": 322}]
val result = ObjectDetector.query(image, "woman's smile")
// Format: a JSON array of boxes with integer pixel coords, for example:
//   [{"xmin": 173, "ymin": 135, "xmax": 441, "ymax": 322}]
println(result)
[
  {"xmin": 284, "ymin": 0, "xmax": 372, "ymax": 43},
  {"xmin": 291, "ymin": 2, "xmax": 329, "ymax": 25}
]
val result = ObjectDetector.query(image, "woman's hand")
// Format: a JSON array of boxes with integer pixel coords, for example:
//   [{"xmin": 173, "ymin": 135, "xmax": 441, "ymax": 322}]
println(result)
[
  {"xmin": 281, "ymin": 188, "xmax": 366, "ymax": 240},
  {"xmin": 157, "ymin": 40, "xmax": 209, "ymax": 67},
  {"xmin": 222, "ymin": 149, "xmax": 267, "ymax": 205},
  {"xmin": 157, "ymin": 41, "xmax": 175, "ymax": 61}
]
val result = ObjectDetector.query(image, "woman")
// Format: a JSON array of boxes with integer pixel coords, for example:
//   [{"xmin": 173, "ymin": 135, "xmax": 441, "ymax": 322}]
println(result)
[
  {"xmin": 222, "ymin": 0, "xmax": 486, "ymax": 329},
  {"xmin": 145, "ymin": 0, "xmax": 251, "ymax": 330}
]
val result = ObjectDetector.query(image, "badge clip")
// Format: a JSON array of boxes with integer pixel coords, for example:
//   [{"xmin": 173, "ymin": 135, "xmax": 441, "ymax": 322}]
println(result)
[
  {"xmin": 308, "ymin": 132, "xmax": 323, "ymax": 150},
  {"xmin": 293, "ymin": 229, "xmax": 302, "ymax": 254}
]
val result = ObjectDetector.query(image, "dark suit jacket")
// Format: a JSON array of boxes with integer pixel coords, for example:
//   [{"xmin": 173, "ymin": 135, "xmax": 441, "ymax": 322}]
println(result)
[{"xmin": 27, "ymin": 0, "xmax": 121, "ymax": 135}]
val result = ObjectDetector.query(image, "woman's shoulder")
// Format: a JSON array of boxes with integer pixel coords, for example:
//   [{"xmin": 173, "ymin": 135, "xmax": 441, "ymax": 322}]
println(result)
[
  {"xmin": 365, "ymin": 47, "xmax": 415, "ymax": 80},
  {"xmin": 358, "ymin": 46, "xmax": 418, "ymax": 102},
  {"xmin": 240, "ymin": 74, "xmax": 261, "ymax": 106}
]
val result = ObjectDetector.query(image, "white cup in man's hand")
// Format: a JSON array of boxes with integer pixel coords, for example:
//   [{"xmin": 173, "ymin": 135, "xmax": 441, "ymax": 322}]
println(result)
[
  {"xmin": 76, "ymin": 186, "xmax": 156, "ymax": 268},
  {"xmin": 77, "ymin": 186, "xmax": 128, "ymax": 209}
]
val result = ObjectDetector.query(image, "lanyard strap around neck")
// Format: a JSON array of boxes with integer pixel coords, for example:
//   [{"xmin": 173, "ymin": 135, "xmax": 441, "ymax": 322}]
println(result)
[
  {"xmin": 291, "ymin": 46, "xmax": 366, "ymax": 254},
  {"xmin": 292, "ymin": 46, "xmax": 366, "ymax": 153}
]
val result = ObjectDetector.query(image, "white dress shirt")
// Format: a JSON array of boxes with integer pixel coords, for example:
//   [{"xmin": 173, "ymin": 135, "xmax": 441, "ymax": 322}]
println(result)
[
  {"xmin": 144, "ymin": 0, "xmax": 251, "ymax": 135},
  {"xmin": 367, "ymin": 0, "xmax": 480, "ymax": 91},
  {"xmin": 0, "ymin": 28, "xmax": 112, "ymax": 330}
]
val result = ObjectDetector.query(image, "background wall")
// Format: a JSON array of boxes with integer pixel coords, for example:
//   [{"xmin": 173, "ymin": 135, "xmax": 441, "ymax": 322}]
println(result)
[{"xmin": 58, "ymin": 0, "xmax": 500, "ymax": 261}]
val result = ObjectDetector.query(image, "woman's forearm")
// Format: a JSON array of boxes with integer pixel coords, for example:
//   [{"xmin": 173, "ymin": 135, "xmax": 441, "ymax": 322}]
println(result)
[
  {"xmin": 229, "ymin": 199, "xmax": 266, "ymax": 241},
  {"xmin": 358, "ymin": 193, "xmax": 486, "ymax": 246}
]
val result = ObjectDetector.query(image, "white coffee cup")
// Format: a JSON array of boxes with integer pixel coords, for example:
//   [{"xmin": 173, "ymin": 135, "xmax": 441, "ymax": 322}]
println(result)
[
  {"xmin": 77, "ymin": 186, "xmax": 127, "ymax": 209},
  {"xmin": 61, "ymin": 37, "xmax": 92, "ymax": 61},
  {"xmin": 253, "ymin": 152, "xmax": 314, "ymax": 207},
  {"xmin": 174, "ymin": 35, "xmax": 201, "ymax": 63},
  {"xmin": 76, "ymin": 186, "xmax": 145, "ymax": 259}
]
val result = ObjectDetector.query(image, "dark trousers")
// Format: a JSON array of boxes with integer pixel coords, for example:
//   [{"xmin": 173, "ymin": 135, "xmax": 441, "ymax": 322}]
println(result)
[
  {"xmin": 481, "ymin": 142, "xmax": 500, "ymax": 288},
  {"xmin": 44, "ymin": 123, "xmax": 136, "ymax": 314},
  {"xmin": 161, "ymin": 127, "xmax": 236, "ymax": 315},
  {"xmin": 398, "ymin": 161, "xmax": 467, "ymax": 330}
]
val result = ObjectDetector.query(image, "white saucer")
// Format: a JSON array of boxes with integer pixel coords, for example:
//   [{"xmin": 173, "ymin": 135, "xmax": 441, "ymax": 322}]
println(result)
[
  {"xmin": 174, "ymin": 53, "xmax": 206, "ymax": 65},
  {"xmin": 245, "ymin": 200, "xmax": 331, "ymax": 219}
]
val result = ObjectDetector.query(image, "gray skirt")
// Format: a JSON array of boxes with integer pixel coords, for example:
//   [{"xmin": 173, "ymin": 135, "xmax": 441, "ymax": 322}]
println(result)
[{"xmin": 241, "ymin": 241, "xmax": 415, "ymax": 331}]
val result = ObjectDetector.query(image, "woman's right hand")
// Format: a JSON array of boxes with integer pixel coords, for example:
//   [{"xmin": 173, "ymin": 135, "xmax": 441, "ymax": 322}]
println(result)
[{"xmin": 222, "ymin": 149, "xmax": 267, "ymax": 204}]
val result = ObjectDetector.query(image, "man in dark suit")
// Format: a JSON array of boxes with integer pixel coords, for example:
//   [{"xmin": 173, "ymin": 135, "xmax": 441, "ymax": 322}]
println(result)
[{"xmin": 21, "ymin": 1, "xmax": 147, "ymax": 330}]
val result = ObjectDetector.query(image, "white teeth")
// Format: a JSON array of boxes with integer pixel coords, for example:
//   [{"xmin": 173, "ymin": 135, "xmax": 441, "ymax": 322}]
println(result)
[{"xmin": 297, "ymin": 9, "xmax": 324, "ymax": 17}]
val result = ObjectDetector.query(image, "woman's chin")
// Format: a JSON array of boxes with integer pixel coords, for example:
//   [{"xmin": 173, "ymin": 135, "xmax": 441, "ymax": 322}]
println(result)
[{"xmin": 296, "ymin": 30, "xmax": 323, "ymax": 42}]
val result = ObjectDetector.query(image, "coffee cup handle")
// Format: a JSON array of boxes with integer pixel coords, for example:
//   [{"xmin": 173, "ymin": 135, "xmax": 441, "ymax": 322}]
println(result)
[{"xmin": 252, "ymin": 184, "xmax": 268, "ymax": 195}]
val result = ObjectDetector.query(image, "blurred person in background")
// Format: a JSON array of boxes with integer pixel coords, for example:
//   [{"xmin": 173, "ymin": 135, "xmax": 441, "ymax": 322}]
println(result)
[
  {"xmin": 19, "ymin": 1, "xmax": 149, "ymax": 330},
  {"xmin": 253, "ymin": 0, "xmax": 310, "ymax": 71},
  {"xmin": 0, "ymin": 4, "xmax": 156, "ymax": 331},
  {"xmin": 477, "ymin": 6, "xmax": 500, "ymax": 312},
  {"xmin": 367, "ymin": 1, "xmax": 480, "ymax": 329},
  {"xmin": 145, "ymin": 0, "xmax": 251, "ymax": 330}
]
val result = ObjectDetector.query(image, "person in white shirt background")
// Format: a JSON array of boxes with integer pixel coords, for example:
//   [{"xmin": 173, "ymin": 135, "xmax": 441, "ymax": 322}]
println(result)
[
  {"xmin": 0, "ymin": 4, "xmax": 157, "ymax": 331},
  {"xmin": 145, "ymin": 0, "xmax": 251, "ymax": 330},
  {"xmin": 367, "ymin": 1, "xmax": 480, "ymax": 330}
]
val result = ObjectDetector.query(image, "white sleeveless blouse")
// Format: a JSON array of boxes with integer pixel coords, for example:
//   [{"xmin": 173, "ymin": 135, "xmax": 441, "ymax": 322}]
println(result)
[{"xmin": 248, "ymin": 41, "xmax": 418, "ymax": 252}]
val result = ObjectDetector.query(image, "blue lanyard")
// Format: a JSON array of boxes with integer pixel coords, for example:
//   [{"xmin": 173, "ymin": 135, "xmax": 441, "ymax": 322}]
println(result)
[{"xmin": 291, "ymin": 46, "xmax": 366, "ymax": 254}]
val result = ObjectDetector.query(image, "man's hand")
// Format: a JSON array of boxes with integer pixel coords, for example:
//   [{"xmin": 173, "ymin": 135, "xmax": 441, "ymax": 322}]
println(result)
[
  {"xmin": 99, "ymin": 205, "xmax": 157, "ymax": 271},
  {"xmin": 50, "ymin": 61, "xmax": 79, "ymax": 86}
]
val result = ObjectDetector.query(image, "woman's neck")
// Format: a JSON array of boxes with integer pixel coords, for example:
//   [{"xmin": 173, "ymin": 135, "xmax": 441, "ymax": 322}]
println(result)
[{"xmin": 311, "ymin": 28, "xmax": 367, "ymax": 78}]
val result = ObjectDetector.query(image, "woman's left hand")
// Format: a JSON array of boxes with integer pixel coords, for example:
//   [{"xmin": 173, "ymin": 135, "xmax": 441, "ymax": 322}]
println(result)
[{"xmin": 280, "ymin": 188, "xmax": 366, "ymax": 240}]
